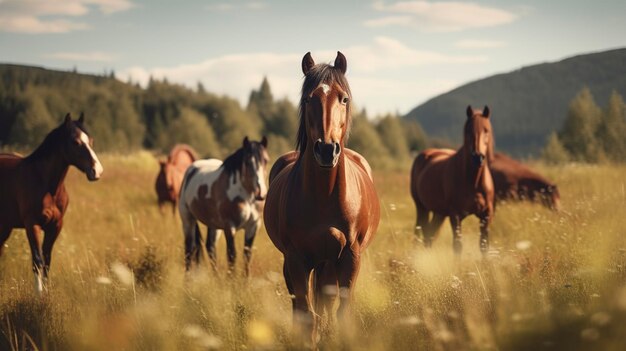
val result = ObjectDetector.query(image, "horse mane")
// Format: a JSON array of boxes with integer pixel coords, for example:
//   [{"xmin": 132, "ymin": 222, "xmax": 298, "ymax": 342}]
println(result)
[
  {"xmin": 296, "ymin": 63, "xmax": 352, "ymax": 152},
  {"xmin": 168, "ymin": 144, "xmax": 198, "ymax": 163},
  {"xmin": 221, "ymin": 148, "xmax": 244, "ymax": 177},
  {"xmin": 26, "ymin": 119, "xmax": 89, "ymax": 161}
]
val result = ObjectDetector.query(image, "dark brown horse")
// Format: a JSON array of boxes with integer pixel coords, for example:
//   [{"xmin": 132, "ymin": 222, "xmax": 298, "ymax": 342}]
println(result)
[
  {"xmin": 0, "ymin": 113, "xmax": 103, "ymax": 293},
  {"xmin": 155, "ymin": 144, "xmax": 197, "ymax": 213},
  {"xmin": 491, "ymin": 152, "xmax": 560, "ymax": 210},
  {"xmin": 179, "ymin": 137, "xmax": 269, "ymax": 275},
  {"xmin": 264, "ymin": 52, "xmax": 380, "ymax": 343},
  {"xmin": 410, "ymin": 106, "xmax": 494, "ymax": 255}
]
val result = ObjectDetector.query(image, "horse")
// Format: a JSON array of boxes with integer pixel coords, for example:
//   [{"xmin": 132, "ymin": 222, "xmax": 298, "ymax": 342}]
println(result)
[
  {"xmin": 178, "ymin": 137, "xmax": 269, "ymax": 275},
  {"xmin": 410, "ymin": 105, "xmax": 495, "ymax": 255},
  {"xmin": 491, "ymin": 152, "xmax": 560, "ymax": 210},
  {"xmin": 263, "ymin": 51, "xmax": 380, "ymax": 343},
  {"xmin": 0, "ymin": 113, "xmax": 103, "ymax": 293},
  {"xmin": 155, "ymin": 144, "xmax": 198, "ymax": 214}
]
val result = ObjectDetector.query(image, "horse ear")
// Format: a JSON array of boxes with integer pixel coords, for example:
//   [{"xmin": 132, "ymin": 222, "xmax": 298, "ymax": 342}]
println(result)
[
  {"xmin": 302, "ymin": 52, "xmax": 315, "ymax": 75},
  {"xmin": 243, "ymin": 136, "xmax": 251, "ymax": 149},
  {"xmin": 78, "ymin": 112, "xmax": 85, "ymax": 124},
  {"xmin": 466, "ymin": 105, "xmax": 473, "ymax": 119},
  {"xmin": 261, "ymin": 135, "xmax": 268, "ymax": 148},
  {"xmin": 64, "ymin": 113, "xmax": 72, "ymax": 128},
  {"xmin": 483, "ymin": 105, "xmax": 490, "ymax": 118},
  {"xmin": 334, "ymin": 51, "xmax": 347, "ymax": 74}
]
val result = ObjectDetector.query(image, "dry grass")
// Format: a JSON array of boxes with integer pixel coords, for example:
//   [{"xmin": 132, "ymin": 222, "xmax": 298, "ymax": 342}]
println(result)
[{"xmin": 1, "ymin": 152, "xmax": 625, "ymax": 350}]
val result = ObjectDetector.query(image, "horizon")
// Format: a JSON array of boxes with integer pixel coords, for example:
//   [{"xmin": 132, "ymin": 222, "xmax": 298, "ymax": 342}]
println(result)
[{"xmin": 1, "ymin": 0, "xmax": 625, "ymax": 116}]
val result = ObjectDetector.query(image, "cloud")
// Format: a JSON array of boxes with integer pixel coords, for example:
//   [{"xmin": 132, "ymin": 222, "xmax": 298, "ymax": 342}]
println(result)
[
  {"xmin": 205, "ymin": 2, "xmax": 268, "ymax": 12},
  {"xmin": 455, "ymin": 39, "xmax": 506, "ymax": 49},
  {"xmin": 119, "ymin": 36, "xmax": 486, "ymax": 115},
  {"xmin": 44, "ymin": 51, "xmax": 117, "ymax": 62},
  {"xmin": 0, "ymin": 0, "xmax": 135, "ymax": 33},
  {"xmin": 366, "ymin": 1, "xmax": 517, "ymax": 32}
]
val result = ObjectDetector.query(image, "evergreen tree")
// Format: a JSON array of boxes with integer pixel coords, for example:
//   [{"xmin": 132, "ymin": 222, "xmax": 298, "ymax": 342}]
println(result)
[
  {"xmin": 376, "ymin": 114, "xmax": 411, "ymax": 162},
  {"xmin": 559, "ymin": 87, "xmax": 603, "ymax": 162},
  {"xmin": 597, "ymin": 90, "xmax": 626, "ymax": 162},
  {"xmin": 541, "ymin": 132, "xmax": 570, "ymax": 164}
]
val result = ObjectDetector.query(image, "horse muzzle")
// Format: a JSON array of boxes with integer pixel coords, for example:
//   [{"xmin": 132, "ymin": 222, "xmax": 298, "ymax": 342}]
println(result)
[
  {"xmin": 471, "ymin": 152, "xmax": 485, "ymax": 167},
  {"xmin": 86, "ymin": 163, "xmax": 103, "ymax": 181},
  {"xmin": 313, "ymin": 139, "xmax": 341, "ymax": 168}
]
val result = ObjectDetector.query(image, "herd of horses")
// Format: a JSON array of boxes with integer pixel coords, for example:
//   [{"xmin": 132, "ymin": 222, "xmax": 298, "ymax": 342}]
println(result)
[{"xmin": 0, "ymin": 52, "xmax": 560, "ymax": 345}]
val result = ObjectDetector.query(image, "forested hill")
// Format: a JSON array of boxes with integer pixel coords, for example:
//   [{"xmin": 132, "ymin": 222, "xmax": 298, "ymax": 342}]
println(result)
[
  {"xmin": 403, "ymin": 48, "xmax": 626, "ymax": 156},
  {"xmin": 0, "ymin": 64, "xmax": 427, "ymax": 170}
]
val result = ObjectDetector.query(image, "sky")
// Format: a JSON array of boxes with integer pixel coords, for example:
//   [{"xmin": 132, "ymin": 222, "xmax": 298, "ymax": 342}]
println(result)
[{"xmin": 1, "ymin": 0, "xmax": 625, "ymax": 116}]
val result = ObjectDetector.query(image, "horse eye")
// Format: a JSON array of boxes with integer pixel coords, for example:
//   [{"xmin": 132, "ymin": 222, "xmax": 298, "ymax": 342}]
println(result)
[{"xmin": 341, "ymin": 96, "xmax": 349, "ymax": 105}]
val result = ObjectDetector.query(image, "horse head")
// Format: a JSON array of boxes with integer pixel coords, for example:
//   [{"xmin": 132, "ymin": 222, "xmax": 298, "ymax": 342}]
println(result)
[
  {"xmin": 298, "ymin": 51, "xmax": 351, "ymax": 168},
  {"xmin": 465, "ymin": 105, "xmax": 494, "ymax": 167},
  {"xmin": 241, "ymin": 136, "xmax": 269, "ymax": 200},
  {"xmin": 61, "ymin": 113, "xmax": 103, "ymax": 181}
]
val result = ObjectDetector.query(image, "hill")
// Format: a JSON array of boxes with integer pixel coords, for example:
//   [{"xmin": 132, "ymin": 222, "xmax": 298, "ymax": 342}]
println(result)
[{"xmin": 403, "ymin": 48, "xmax": 626, "ymax": 156}]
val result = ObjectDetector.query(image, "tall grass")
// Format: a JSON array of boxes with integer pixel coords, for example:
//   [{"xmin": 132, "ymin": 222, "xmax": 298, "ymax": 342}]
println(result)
[{"xmin": 1, "ymin": 153, "xmax": 625, "ymax": 350}]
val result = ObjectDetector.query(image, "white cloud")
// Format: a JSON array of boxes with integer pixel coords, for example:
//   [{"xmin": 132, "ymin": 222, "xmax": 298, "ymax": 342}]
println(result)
[
  {"xmin": 205, "ymin": 2, "xmax": 268, "ymax": 12},
  {"xmin": 455, "ymin": 39, "xmax": 506, "ymax": 49},
  {"xmin": 366, "ymin": 1, "xmax": 518, "ymax": 32},
  {"xmin": 0, "ymin": 0, "xmax": 135, "ymax": 33},
  {"xmin": 119, "ymin": 36, "xmax": 486, "ymax": 115},
  {"xmin": 0, "ymin": 16, "xmax": 89, "ymax": 34},
  {"xmin": 44, "ymin": 51, "xmax": 117, "ymax": 62}
]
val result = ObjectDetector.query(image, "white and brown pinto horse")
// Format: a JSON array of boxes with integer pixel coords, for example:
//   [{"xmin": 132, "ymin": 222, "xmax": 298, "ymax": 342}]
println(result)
[
  {"xmin": 0, "ymin": 113, "xmax": 103, "ymax": 293},
  {"xmin": 264, "ymin": 52, "xmax": 380, "ymax": 342},
  {"xmin": 179, "ymin": 137, "xmax": 269, "ymax": 275}
]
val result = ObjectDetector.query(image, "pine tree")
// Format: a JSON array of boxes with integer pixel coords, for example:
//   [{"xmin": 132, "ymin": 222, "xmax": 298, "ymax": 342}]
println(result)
[
  {"xmin": 597, "ymin": 91, "xmax": 626, "ymax": 162},
  {"xmin": 541, "ymin": 132, "xmax": 569, "ymax": 164},
  {"xmin": 559, "ymin": 87, "xmax": 603, "ymax": 162}
]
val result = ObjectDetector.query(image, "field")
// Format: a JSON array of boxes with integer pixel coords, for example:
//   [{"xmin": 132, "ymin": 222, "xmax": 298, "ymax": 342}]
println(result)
[{"xmin": 1, "ymin": 152, "xmax": 625, "ymax": 350}]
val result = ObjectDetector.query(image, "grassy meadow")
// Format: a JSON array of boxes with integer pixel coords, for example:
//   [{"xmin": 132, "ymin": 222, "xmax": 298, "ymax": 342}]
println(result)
[{"xmin": 1, "ymin": 152, "xmax": 626, "ymax": 350}]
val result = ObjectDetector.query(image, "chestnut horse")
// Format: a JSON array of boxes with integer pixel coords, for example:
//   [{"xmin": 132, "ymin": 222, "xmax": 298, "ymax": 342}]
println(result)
[
  {"xmin": 179, "ymin": 137, "xmax": 268, "ymax": 275},
  {"xmin": 491, "ymin": 152, "xmax": 560, "ymax": 210},
  {"xmin": 155, "ymin": 144, "xmax": 198, "ymax": 213},
  {"xmin": 410, "ymin": 106, "xmax": 494, "ymax": 255},
  {"xmin": 264, "ymin": 52, "xmax": 380, "ymax": 342},
  {"xmin": 0, "ymin": 113, "xmax": 103, "ymax": 293}
]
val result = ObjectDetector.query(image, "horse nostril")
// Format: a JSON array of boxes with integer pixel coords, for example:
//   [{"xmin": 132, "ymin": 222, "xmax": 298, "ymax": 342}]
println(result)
[
  {"xmin": 333, "ymin": 142, "xmax": 341, "ymax": 157},
  {"xmin": 314, "ymin": 139, "xmax": 322, "ymax": 155}
]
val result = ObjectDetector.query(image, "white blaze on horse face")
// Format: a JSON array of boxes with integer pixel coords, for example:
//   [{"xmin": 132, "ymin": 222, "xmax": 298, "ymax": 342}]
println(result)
[
  {"xmin": 79, "ymin": 131, "xmax": 103, "ymax": 179},
  {"xmin": 320, "ymin": 83, "xmax": 330, "ymax": 95}
]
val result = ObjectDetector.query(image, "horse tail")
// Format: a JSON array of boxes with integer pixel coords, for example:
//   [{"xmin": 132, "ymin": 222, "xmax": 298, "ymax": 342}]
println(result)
[{"xmin": 410, "ymin": 154, "xmax": 426, "ymax": 202}]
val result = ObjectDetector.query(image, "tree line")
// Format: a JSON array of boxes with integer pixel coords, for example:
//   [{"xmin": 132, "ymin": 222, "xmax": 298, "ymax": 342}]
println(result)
[
  {"xmin": 542, "ymin": 87, "xmax": 626, "ymax": 164},
  {"xmin": 0, "ymin": 65, "xmax": 427, "ymax": 169}
]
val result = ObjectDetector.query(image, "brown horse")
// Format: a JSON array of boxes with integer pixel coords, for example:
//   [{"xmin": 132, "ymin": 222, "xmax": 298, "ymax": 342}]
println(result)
[
  {"xmin": 410, "ymin": 106, "xmax": 494, "ymax": 255},
  {"xmin": 264, "ymin": 52, "xmax": 380, "ymax": 342},
  {"xmin": 0, "ymin": 113, "xmax": 103, "ymax": 293},
  {"xmin": 491, "ymin": 152, "xmax": 560, "ymax": 210},
  {"xmin": 179, "ymin": 137, "xmax": 269, "ymax": 275},
  {"xmin": 155, "ymin": 144, "xmax": 198, "ymax": 213}
]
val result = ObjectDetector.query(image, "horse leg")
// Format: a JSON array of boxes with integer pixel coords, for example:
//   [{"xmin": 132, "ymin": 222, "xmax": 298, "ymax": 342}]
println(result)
[
  {"xmin": 25, "ymin": 223, "xmax": 46, "ymax": 294},
  {"xmin": 243, "ymin": 221, "xmax": 258, "ymax": 277},
  {"xmin": 180, "ymin": 206, "xmax": 198, "ymax": 271},
  {"xmin": 205, "ymin": 227, "xmax": 219, "ymax": 270},
  {"xmin": 450, "ymin": 215, "xmax": 463, "ymax": 255},
  {"xmin": 224, "ymin": 227, "xmax": 236, "ymax": 273},
  {"xmin": 479, "ymin": 214, "xmax": 491, "ymax": 255},
  {"xmin": 415, "ymin": 201, "xmax": 428, "ymax": 239},
  {"xmin": 42, "ymin": 221, "xmax": 61, "ymax": 282},
  {"xmin": 285, "ymin": 254, "xmax": 314, "ymax": 346},
  {"xmin": 0, "ymin": 225, "xmax": 11, "ymax": 257},
  {"xmin": 193, "ymin": 223, "xmax": 203, "ymax": 265},
  {"xmin": 313, "ymin": 262, "xmax": 337, "ymax": 343},
  {"xmin": 424, "ymin": 213, "xmax": 446, "ymax": 248},
  {"xmin": 336, "ymin": 250, "xmax": 360, "ymax": 322}
]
